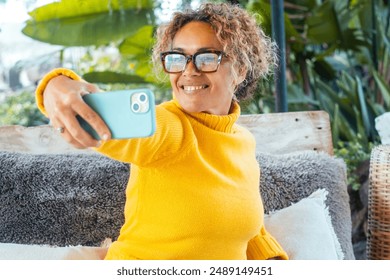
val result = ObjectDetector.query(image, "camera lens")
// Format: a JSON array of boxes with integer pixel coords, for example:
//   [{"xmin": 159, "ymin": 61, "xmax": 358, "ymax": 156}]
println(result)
[
  {"xmin": 138, "ymin": 93, "xmax": 147, "ymax": 103},
  {"xmin": 132, "ymin": 103, "xmax": 140, "ymax": 112}
]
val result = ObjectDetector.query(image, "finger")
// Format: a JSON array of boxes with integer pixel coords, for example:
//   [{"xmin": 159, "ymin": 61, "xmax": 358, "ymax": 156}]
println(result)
[
  {"xmin": 84, "ymin": 83, "xmax": 102, "ymax": 94},
  {"xmin": 56, "ymin": 95, "xmax": 109, "ymax": 147},
  {"xmin": 78, "ymin": 83, "xmax": 101, "ymax": 97},
  {"xmin": 51, "ymin": 121, "xmax": 87, "ymax": 149},
  {"xmin": 62, "ymin": 114, "xmax": 101, "ymax": 148},
  {"xmin": 51, "ymin": 99, "xmax": 100, "ymax": 148},
  {"xmin": 56, "ymin": 102, "xmax": 103, "ymax": 148},
  {"xmin": 72, "ymin": 94, "xmax": 112, "ymax": 142}
]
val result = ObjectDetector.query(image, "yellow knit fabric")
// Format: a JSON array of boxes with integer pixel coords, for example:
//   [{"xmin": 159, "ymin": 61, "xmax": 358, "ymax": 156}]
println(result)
[{"xmin": 35, "ymin": 68, "xmax": 288, "ymax": 260}]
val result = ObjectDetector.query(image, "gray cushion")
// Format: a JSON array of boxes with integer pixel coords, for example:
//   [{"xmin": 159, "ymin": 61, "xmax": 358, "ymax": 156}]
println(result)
[{"xmin": 0, "ymin": 151, "xmax": 128, "ymax": 246}]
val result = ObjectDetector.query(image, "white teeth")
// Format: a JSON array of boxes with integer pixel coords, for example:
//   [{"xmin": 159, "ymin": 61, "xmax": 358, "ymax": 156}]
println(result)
[{"xmin": 183, "ymin": 85, "xmax": 206, "ymax": 92}]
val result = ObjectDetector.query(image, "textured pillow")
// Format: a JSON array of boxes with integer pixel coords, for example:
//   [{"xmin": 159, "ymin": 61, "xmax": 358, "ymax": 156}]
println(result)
[
  {"xmin": 375, "ymin": 112, "xmax": 390, "ymax": 144},
  {"xmin": 257, "ymin": 151, "xmax": 354, "ymax": 260},
  {"xmin": 0, "ymin": 151, "xmax": 128, "ymax": 246},
  {"xmin": 265, "ymin": 189, "xmax": 344, "ymax": 260}
]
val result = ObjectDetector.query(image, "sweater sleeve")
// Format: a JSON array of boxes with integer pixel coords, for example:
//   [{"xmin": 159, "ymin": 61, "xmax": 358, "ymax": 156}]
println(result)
[
  {"xmin": 247, "ymin": 226, "xmax": 289, "ymax": 260},
  {"xmin": 35, "ymin": 68, "xmax": 82, "ymax": 116},
  {"xmin": 94, "ymin": 105, "xmax": 192, "ymax": 167}
]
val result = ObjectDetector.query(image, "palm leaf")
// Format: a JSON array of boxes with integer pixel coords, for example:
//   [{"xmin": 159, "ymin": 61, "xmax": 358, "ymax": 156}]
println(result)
[
  {"xmin": 22, "ymin": 0, "xmax": 155, "ymax": 46},
  {"xmin": 356, "ymin": 76, "xmax": 371, "ymax": 138},
  {"xmin": 372, "ymin": 70, "xmax": 390, "ymax": 108}
]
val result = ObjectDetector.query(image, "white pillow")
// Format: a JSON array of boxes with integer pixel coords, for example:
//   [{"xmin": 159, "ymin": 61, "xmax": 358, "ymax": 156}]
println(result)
[
  {"xmin": 0, "ymin": 243, "xmax": 107, "ymax": 260},
  {"xmin": 264, "ymin": 188, "xmax": 344, "ymax": 260},
  {"xmin": 375, "ymin": 112, "xmax": 390, "ymax": 144}
]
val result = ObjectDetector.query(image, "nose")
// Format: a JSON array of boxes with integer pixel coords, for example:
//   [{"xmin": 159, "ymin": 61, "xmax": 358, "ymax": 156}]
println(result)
[{"xmin": 182, "ymin": 58, "xmax": 200, "ymax": 76}]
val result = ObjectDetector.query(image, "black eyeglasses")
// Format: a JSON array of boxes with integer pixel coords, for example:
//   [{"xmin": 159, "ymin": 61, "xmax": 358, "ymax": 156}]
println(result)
[{"xmin": 160, "ymin": 50, "xmax": 225, "ymax": 74}]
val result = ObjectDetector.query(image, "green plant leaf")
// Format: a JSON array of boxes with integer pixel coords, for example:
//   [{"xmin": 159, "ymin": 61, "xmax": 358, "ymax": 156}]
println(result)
[
  {"xmin": 118, "ymin": 25, "xmax": 156, "ymax": 82},
  {"xmin": 306, "ymin": 1, "xmax": 368, "ymax": 50},
  {"xmin": 353, "ymin": 106, "xmax": 369, "ymax": 148},
  {"xmin": 338, "ymin": 111, "xmax": 357, "ymax": 142},
  {"xmin": 355, "ymin": 76, "xmax": 371, "ymax": 138},
  {"xmin": 372, "ymin": 70, "xmax": 390, "ymax": 108},
  {"xmin": 247, "ymin": 0, "xmax": 301, "ymax": 42},
  {"xmin": 82, "ymin": 71, "xmax": 148, "ymax": 84},
  {"xmin": 22, "ymin": 0, "xmax": 155, "ymax": 46},
  {"xmin": 313, "ymin": 57, "xmax": 338, "ymax": 80},
  {"xmin": 332, "ymin": 104, "xmax": 340, "ymax": 144},
  {"xmin": 306, "ymin": 1, "xmax": 340, "ymax": 43},
  {"xmin": 316, "ymin": 78, "xmax": 355, "ymax": 116},
  {"xmin": 119, "ymin": 25, "xmax": 155, "ymax": 56},
  {"xmin": 27, "ymin": 0, "xmax": 154, "ymax": 21}
]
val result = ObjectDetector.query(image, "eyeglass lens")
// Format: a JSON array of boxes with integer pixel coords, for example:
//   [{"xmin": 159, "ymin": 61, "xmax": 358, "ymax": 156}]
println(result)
[{"xmin": 164, "ymin": 53, "xmax": 220, "ymax": 73}]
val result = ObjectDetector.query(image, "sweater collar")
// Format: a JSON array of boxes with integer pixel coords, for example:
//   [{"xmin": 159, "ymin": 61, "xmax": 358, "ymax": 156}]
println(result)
[{"xmin": 172, "ymin": 99, "xmax": 240, "ymax": 133}]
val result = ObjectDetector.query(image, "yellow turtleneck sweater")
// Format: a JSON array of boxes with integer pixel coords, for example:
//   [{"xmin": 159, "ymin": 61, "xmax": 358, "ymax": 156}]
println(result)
[{"xmin": 36, "ymin": 68, "xmax": 288, "ymax": 260}]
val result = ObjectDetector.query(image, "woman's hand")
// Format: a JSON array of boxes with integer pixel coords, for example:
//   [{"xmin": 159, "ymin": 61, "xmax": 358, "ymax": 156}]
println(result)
[{"xmin": 43, "ymin": 75, "xmax": 111, "ymax": 148}]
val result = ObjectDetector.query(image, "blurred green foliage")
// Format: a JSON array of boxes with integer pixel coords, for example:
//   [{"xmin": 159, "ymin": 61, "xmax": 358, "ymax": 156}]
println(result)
[
  {"xmin": 0, "ymin": 90, "xmax": 49, "ymax": 126},
  {"xmin": 334, "ymin": 137, "xmax": 374, "ymax": 191}
]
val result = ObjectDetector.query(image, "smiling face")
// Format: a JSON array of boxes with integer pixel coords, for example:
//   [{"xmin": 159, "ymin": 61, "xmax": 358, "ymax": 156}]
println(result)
[{"xmin": 169, "ymin": 21, "xmax": 245, "ymax": 115}]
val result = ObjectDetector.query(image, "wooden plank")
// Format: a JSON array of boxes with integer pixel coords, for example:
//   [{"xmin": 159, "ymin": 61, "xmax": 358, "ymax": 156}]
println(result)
[
  {"xmin": 237, "ymin": 110, "xmax": 333, "ymax": 155},
  {"xmin": 0, "ymin": 125, "xmax": 84, "ymax": 154}
]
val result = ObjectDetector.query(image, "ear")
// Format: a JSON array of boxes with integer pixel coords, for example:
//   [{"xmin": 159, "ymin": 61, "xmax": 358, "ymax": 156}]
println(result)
[{"xmin": 237, "ymin": 68, "xmax": 247, "ymax": 85}]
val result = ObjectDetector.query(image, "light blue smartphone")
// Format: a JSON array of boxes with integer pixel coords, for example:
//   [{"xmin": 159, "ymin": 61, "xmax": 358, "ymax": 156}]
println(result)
[{"xmin": 77, "ymin": 89, "xmax": 156, "ymax": 140}]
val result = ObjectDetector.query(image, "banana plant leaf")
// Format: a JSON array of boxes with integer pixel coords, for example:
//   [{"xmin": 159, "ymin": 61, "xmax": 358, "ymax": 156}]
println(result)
[
  {"xmin": 22, "ymin": 0, "xmax": 155, "ymax": 46},
  {"xmin": 306, "ymin": 1, "xmax": 368, "ymax": 50},
  {"xmin": 119, "ymin": 25, "xmax": 154, "ymax": 56},
  {"xmin": 119, "ymin": 25, "xmax": 157, "ymax": 83},
  {"xmin": 82, "ymin": 71, "xmax": 148, "ymax": 84},
  {"xmin": 247, "ymin": 0, "xmax": 302, "ymax": 46}
]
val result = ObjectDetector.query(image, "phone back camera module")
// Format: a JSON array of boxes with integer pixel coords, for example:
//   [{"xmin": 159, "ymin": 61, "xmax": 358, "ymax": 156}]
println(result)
[{"xmin": 131, "ymin": 92, "xmax": 149, "ymax": 113}]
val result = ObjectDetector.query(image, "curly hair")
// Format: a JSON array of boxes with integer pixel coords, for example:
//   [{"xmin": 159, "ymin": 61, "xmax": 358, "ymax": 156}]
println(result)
[{"xmin": 152, "ymin": 2, "xmax": 277, "ymax": 101}]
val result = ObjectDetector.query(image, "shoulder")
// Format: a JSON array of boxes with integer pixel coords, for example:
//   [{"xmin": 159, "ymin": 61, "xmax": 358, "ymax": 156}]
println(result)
[
  {"xmin": 233, "ymin": 123, "xmax": 257, "ymax": 145},
  {"xmin": 155, "ymin": 100, "xmax": 189, "ymax": 125}
]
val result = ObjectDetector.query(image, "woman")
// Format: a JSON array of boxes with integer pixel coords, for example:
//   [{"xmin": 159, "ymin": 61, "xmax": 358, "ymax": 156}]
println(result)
[{"xmin": 35, "ymin": 2, "xmax": 288, "ymax": 260}]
